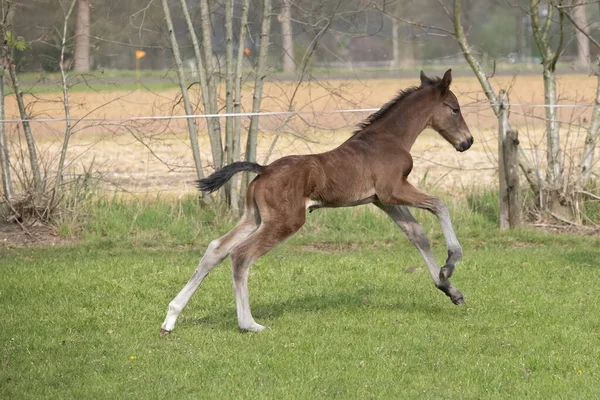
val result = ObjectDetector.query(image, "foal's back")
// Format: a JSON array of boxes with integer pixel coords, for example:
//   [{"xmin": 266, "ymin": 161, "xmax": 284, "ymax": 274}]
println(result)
[{"xmin": 256, "ymin": 132, "xmax": 386, "ymax": 209}]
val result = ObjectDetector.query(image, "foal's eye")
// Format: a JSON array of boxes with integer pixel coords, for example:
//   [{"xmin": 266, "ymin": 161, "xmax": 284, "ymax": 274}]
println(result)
[{"xmin": 444, "ymin": 103, "xmax": 460, "ymax": 116}]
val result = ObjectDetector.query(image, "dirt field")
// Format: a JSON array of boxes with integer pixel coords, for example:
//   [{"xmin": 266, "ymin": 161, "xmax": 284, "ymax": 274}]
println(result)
[{"xmin": 6, "ymin": 73, "xmax": 599, "ymax": 195}]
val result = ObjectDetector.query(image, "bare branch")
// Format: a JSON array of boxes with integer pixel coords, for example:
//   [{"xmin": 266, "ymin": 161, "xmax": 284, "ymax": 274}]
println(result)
[{"xmin": 51, "ymin": 0, "xmax": 78, "ymax": 210}]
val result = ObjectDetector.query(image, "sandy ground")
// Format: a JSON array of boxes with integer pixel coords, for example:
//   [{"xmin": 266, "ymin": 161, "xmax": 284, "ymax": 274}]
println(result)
[{"xmin": 5, "ymin": 73, "xmax": 598, "ymax": 196}]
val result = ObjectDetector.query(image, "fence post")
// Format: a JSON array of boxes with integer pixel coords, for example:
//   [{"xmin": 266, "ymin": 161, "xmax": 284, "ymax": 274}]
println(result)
[
  {"xmin": 504, "ymin": 129, "xmax": 521, "ymax": 228},
  {"xmin": 498, "ymin": 90, "xmax": 509, "ymax": 230}
]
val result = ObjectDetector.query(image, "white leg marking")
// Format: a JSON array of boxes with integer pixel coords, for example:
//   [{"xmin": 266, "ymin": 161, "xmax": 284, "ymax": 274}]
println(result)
[{"xmin": 161, "ymin": 218, "xmax": 259, "ymax": 334}]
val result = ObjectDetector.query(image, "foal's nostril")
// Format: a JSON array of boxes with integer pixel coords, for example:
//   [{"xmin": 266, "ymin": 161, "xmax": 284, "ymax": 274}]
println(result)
[{"xmin": 457, "ymin": 137, "xmax": 473, "ymax": 152}]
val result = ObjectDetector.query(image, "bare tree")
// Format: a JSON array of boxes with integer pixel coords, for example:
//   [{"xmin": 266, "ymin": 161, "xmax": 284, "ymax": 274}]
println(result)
[
  {"xmin": 561, "ymin": 1, "xmax": 600, "ymax": 184},
  {"xmin": 231, "ymin": 0, "xmax": 250, "ymax": 212},
  {"xmin": 0, "ymin": 2, "xmax": 12, "ymax": 200},
  {"xmin": 52, "ymin": 0, "xmax": 78, "ymax": 210},
  {"xmin": 0, "ymin": 0, "xmax": 124, "ymax": 222},
  {"xmin": 450, "ymin": 0, "xmax": 600, "ymax": 221},
  {"xmin": 160, "ymin": 0, "xmax": 205, "ymax": 180},
  {"xmin": 530, "ymin": 0, "xmax": 565, "ymax": 201},
  {"xmin": 452, "ymin": 0, "xmax": 540, "ymax": 190},
  {"xmin": 223, "ymin": 0, "xmax": 236, "ymax": 208},
  {"xmin": 241, "ymin": 0, "xmax": 272, "ymax": 191},
  {"xmin": 158, "ymin": 0, "xmax": 275, "ymax": 208},
  {"xmin": 199, "ymin": 0, "xmax": 223, "ymax": 171},
  {"xmin": 582, "ymin": 74, "xmax": 600, "ymax": 183},
  {"xmin": 0, "ymin": 67, "xmax": 10, "ymax": 200},
  {"xmin": 178, "ymin": 0, "xmax": 219, "ymax": 178},
  {"xmin": 7, "ymin": 48, "xmax": 42, "ymax": 194}
]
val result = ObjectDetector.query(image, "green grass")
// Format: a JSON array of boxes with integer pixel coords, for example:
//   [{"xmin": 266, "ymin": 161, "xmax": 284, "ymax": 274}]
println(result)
[
  {"xmin": 2, "ymin": 196, "xmax": 600, "ymax": 398},
  {"xmin": 11, "ymin": 62, "xmax": 581, "ymax": 95},
  {"xmin": 14, "ymin": 79, "xmax": 179, "ymax": 95},
  {"xmin": 11, "ymin": 69, "xmax": 183, "ymax": 94}
]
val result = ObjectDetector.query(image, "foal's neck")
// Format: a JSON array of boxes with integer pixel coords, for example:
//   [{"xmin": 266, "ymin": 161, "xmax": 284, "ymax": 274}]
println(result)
[{"xmin": 374, "ymin": 89, "xmax": 435, "ymax": 150}]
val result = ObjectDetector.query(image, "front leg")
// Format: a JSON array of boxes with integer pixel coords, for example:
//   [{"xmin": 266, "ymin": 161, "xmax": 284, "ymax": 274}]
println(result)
[
  {"xmin": 377, "ymin": 179, "xmax": 463, "ymax": 279},
  {"xmin": 375, "ymin": 202, "xmax": 464, "ymax": 305},
  {"xmin": 426, "ymin": 198, "xmax": 462, "ymax": 280},
  {"xmin": 434, "ymin": 199, "xmax": 462, "ymax": 281}
]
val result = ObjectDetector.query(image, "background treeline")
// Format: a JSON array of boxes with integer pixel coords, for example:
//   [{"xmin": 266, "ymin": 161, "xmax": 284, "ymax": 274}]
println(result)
[{"xmin": 15, "ymin": 0, "xmax": 600, "ymax": 73}]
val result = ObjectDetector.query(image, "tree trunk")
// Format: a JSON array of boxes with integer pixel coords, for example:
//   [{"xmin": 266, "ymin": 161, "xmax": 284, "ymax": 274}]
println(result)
[
  {"xmin": 0, "ymin": 2, "xmax": 14, "ymax": 200},
  {"xmin": 391, "ymin": 2, "xmax": 400, "ymax": 69},
  {"xmin": 563, "ymin": 1, "xmax": 600, "ymax": 185},
  {"xmin": 73, "ymin": 0, "xmax": 90, "ymax": 72},
  {"xmin": 530, "ymin": 0, "xmax": 564, "ymax": 192},
  {"xmin": 498, "ymin": 90, "xmax": 510, "ymax": 230},
  {"xmin": 199, "ymin": 0, "xmax": 223, "ymax": 170},
  {"xmin": 580, "ymin": 61, "xmax": 600, "ymax": 183},
  {"xmin": 571, "ymin": 1, "xmax": 589, "ymax": 68},
  {"xmin": 232, "ymin": 0, "xmax": 250, "ymax": 212},
  {"xmin": 0, "ymin": 69, "xmax": 12, "ymax": 200},
  {"xmin": 242, "ymin": 0, "xmax": 272, "ymax": 190},
  {"xmin": 9, "ymin": 65, "xmax": 42, "ymax": 193},
  {"xmin": 530, "ymin": 0, "xmax": 573, "ymax": 218},
  {"xmin": 542, "ymin": 66, "xmax": 562, "ymax": 189},
  {"xmin": 224, "ymin": 0, "xmax": 236, "ymax": 210},
  {"xmin": 179, "ymin": 0, "xmax": 218, "ymax": 180},
  {"xmin": 281, "ymin": 0, "xmax": 294, "ymax": 73},
  {"xmin": 160, "ymin": 0, "xmax": 205, "ymax": 180}
]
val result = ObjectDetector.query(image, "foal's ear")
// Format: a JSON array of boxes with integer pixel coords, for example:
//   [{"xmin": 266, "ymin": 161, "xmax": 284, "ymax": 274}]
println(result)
[
  {"xmin": 438, "ymin": 69, "xmax": 452, "ymax": 94},
  {"xmin": 420, "ymin": 70, "xmax": 433, "ymax": 86}
]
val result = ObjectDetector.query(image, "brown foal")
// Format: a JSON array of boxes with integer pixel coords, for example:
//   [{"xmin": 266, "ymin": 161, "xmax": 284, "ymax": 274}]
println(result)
[{"xmin": 160, "ymin": 69, "xmax": 474, "ymax": 334}]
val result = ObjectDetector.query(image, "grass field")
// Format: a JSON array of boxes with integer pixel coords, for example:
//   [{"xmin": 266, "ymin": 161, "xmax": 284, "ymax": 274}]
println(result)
[{"xmin": 2, "ymin": 197, "xmax": 600, "ymax": 398}]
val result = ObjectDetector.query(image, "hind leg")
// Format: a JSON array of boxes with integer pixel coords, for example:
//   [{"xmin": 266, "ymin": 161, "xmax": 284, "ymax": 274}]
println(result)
[
  {"xmin": 160, "ymin": 185, "xmax": 261, "ymax": 335},
  {"xmin": 230, "ymin": 212, "xmax": 305, "ymax": 331},
  {"xmin": 160, "ymin": 216, "xmax": 259, "ymax": 335}
]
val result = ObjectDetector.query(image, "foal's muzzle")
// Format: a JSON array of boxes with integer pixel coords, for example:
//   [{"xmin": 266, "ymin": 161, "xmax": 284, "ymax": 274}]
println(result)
[{"xmin": 457, "ymin": 136, "xmax": 474, "ymax": 152}]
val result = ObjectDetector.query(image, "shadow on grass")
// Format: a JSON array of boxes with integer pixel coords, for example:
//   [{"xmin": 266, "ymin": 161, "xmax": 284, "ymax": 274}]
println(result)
[
  {"xmin": 562, "ymin": 249, "xmax": 600, "ymax": 266},
  {"xmin": 181, "ymin": 287, "xmax": 448, "ymax": 332}
]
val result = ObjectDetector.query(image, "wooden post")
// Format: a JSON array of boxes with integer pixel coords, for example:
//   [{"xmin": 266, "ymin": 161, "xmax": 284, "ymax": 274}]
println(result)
[
  {"xmin": 498, "ymin": 90, "xmax": 510, "ymax": 230},
  {"xmin": 504, "ymin": 129, "xmax": 521, "ymax": 228}
]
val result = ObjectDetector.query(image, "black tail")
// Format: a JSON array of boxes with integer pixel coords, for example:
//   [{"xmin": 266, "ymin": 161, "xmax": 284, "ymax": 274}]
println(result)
[{"xmin": 197, "ymin": 161, "xmax": 263, "ymax": 193}]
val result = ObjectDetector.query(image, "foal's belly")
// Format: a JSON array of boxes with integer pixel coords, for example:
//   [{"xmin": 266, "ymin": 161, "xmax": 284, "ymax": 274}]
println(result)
[{"xmin": 305, "ymin": 195, "xmax": 378, "ymax": 212}]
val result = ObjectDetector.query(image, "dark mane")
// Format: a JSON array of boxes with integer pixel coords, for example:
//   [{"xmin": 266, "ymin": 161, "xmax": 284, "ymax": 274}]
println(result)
[{"xmin": 353, "ymin": 76, "xmax": 442, "ymax": 135}]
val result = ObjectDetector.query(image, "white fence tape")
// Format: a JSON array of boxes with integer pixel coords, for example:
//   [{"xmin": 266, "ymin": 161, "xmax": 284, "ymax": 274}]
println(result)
[{"xmin": 0, "ymin": 103, "xmax": 595, "ymax": 124}]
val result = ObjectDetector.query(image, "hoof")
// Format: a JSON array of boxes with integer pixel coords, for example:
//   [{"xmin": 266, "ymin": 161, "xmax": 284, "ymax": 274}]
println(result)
[
  {"xmin": 159, "ymin": 325, "xmax": 171, "ymax": 337},
  {"xmin": 439, "ymin": 264, "xmax": 455, "ymax": 280},
  {"xmin": 452, "ymin": 296, "xmax": 465, "ymax": 306},
  {"xmin": 239, "ymin": 323, "xmax": 267, "ymax": 332},
  {"xmin": 436, "ymin": 283, "xmax": 465, "ymax": 306}
]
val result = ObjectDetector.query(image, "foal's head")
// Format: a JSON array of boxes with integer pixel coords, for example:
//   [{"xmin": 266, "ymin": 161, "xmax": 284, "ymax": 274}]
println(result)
[{"xmin": 421, "ymin": 69, "xmax": 473, "ymax": 152}]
